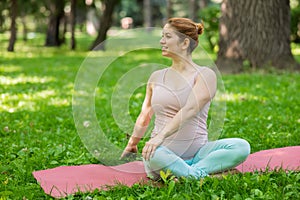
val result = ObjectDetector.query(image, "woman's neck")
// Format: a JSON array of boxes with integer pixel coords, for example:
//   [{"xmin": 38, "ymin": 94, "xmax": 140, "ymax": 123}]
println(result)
[{"xmin": 170, "ymin": 54, "xmax": 194, "ymax": 72}]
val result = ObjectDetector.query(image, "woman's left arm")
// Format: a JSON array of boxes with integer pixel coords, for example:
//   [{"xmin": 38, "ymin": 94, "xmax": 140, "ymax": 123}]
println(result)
[{"xmin": 142, "ymin": 68, "xmax": 217, "ymax": 160}]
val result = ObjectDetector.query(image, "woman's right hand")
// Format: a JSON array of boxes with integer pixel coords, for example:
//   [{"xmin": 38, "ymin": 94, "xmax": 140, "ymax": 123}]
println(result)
[{"xmin": 120, "ymin": 145, "xmax": 138, "ymax": 159}]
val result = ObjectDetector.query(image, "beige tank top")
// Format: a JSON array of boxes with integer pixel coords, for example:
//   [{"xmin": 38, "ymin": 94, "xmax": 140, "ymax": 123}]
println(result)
[{"xmin": 151, "ymin": 67, "xmax": 210, "ymax": 160}]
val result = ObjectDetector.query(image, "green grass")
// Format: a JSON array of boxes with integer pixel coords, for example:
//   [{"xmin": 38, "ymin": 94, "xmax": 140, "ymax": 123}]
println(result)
[{"xmin": 0, "ymin": 31, "xmax": 300, "ymax": 199}]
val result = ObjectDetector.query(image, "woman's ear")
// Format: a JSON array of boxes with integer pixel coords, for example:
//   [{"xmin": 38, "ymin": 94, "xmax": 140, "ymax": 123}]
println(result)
[{"xmin": 181, "ymin": 38, "xmax": 190, "ymax": 51}]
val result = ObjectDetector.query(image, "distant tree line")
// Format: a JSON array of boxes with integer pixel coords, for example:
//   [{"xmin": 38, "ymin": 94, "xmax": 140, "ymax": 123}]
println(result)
[
  {"xmin": 1, "ymin": 0, "xmax": 299, "ymax": 71},
  {"xmin": 1, "ymin": 0, "xmax": 209, "ymax": 51}
]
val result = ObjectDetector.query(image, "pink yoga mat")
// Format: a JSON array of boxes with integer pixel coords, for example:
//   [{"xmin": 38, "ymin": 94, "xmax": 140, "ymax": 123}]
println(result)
[
  {"xmin": 33, "ymin": 161, "xmax": 148, "ymax": 198},
  {"xmin": 236, "ymin": 146, "xmax": 300, "ymax": 172},
  {"xmin": 33, "ymin": 146, "xmax": 300, "ymax": 198}
]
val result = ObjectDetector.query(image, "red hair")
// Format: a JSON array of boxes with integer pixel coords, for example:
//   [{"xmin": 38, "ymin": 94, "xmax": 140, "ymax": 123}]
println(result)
[{"xmin": 167, "ymin": 18, "xmax": 204, "ymax": 53}]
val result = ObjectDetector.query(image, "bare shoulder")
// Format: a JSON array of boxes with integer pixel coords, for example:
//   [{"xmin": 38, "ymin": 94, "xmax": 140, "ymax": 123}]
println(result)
[
  {"xmin": 148, "ymin": 68, "xmax": 165, "ymax": 83},
  {"xmin": 195, "ymin": 66, "xmax": 217, "ymax": 81},
  {"xmin": 194, "ymin": 66, "xmax": 217, "ymax": 97}
]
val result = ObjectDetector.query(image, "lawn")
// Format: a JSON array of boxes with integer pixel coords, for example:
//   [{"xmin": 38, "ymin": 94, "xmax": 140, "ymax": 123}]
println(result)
[{"xmin": 0, "ymin": 31, "xmax": 299, "ymax": 199}]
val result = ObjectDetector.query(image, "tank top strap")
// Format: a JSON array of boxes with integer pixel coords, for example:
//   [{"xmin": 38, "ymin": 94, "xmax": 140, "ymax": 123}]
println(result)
[
  {"xmin": 160, "ymin": 68, "xmax": 168, "ymax": 84},
  {"xmin": 192, "ymin": 68, "xmax": 200, "ymax": 86},
  {"xmin": 192, "ymin": 66, "xmax": 206, "ymax": 85}
]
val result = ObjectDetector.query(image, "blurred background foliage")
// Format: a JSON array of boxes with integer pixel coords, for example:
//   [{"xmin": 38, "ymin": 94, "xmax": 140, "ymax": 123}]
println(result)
[
  {"xmin": 1, "ymin": 0, "xmax": 300, "ymax": 72},
  {"xmin": 0, "ymin": 0, "xmax": 299, "ymax": 51}
]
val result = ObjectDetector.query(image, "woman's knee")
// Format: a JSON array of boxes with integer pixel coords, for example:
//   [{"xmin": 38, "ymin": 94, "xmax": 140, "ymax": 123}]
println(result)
[
  {"xmin": 233, "ymin": 138, "xmax": 251, "ymax": 162},
  {"xmin": 147, "ymin": 146, "xmax": 169, "ymax": 168}
]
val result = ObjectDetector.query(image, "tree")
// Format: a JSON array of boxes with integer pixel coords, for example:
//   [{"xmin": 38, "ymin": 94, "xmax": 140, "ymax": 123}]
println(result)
[
  {"xmin": 216, "ymin": 0, "xmax": 299, "ymax": 73},
  {"xmin": 70, "ymin": 0, "xmax": 77, "ymax": 50},
  {"xmin": 7, "ymin": 0, "xmax": 17, "ymax": 52},
  {"xmin": 89, "ymin": 0, "xmax": 120, "ymax": 50},
  {"xmin": 18, "ymin": 0, "xmax": 41, "ymax": 41},
  {"xmin": 45, "ymin": 0, "xmax": 65, "ymax": 46},
  {"xmin": 199, "ymin": 0, "xmax": 209, "ymax": 9},
  {"xmin": 188, "ymin": 0, "xmax": 198, "ymax": 21},
  {"xmin": 0, "ymin": 1, "xmax": 6, "ymax": 32},
  {"xmin": 166, "ymin": 0, "xmax": 173, "ymax": 19},
  {"xmin": 143, "ymin": 0, "xmax": 152, "ymax": 28}
]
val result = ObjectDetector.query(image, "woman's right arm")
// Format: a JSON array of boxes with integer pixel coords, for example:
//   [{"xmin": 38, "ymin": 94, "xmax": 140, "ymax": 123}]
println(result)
[{"xmin": 120, "ymin": 73, "xmax": 155, "ymax": 158}]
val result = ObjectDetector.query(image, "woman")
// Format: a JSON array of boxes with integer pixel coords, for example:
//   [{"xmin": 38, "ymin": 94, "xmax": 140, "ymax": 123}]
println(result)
[{"xmin": 121, "ymin": 18, "xmax": 250, "ymax": 179}]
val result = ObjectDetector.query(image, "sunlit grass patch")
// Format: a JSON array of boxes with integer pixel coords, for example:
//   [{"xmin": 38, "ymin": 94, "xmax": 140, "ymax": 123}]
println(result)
[
  {"xmin": 0, "ymin": 89, "xmax": 71, "ymax": 112},
  {"xmin": 291, "ymin": 42, "xmax": 300, "ymax": 62},
  {"xmin": 0, "ymin": 75, "xmax": 55, "ymax": 85},
  {"xmin": 216, "ymin": 92, "xmax": 264, "ymax": 102}
]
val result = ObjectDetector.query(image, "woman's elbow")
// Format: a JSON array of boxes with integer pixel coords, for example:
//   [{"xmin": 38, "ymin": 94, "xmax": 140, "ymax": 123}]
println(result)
[
  {"xmin": 184, "ymin": 106, "xmax": 199, "ymax": 119},
  {"xmin": 184, "ymin": 98, "xmax": 210, "ymax": 117},
  {"xmin": 137, "ymin": 113, "xmax": 151, "ymax": 126}
]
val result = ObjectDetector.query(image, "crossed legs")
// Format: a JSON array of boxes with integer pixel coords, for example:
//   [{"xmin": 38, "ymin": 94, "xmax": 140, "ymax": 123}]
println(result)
[{"xmin": 143, "ymin": 138, "xmax": 250, "ymax": 179}]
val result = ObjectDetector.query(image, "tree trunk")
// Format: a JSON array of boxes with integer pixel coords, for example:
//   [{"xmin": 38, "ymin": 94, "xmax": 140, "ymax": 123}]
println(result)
[
  {"xmin": 216, "ymin": 0, "xmax": 299, "ymax": 73},
  {"xmin": 143, "ymin": 0, "xmax": 152, "ymax": 28},
  {"xmin": 61, "ymin": 15, "xmax": 67, "ymax": 44},
  {"xmin": 199, "ymin": 0, "xmax": 208, "ymax": 9},
  {"xmin": 45, "ymin": 0, "xmax": 65, "ymax": 46},
  {"xmin": 0, "ymin": 5, "xmax": 4, "ymax": 32},
  {"xmin": 7, "ymin": 0, "xmax": 17, "ymax": 52},
  {"xmin": 166, "ymin": 0, "xmax": 173, "ymax": 19},
  {"xmin": 188, "ymin": 0, "xmax": 198, "ymax": 21},
  {"xmin": 21, "ymin": 11, "xmax": 27, "ymax": 41},
  {"xmin": 70, "ymin": 0, "xmax": 76, "ymax": 50},
  {"xmin": 89, "ymin": 0, "xmax": 119, "ymax": 51}
]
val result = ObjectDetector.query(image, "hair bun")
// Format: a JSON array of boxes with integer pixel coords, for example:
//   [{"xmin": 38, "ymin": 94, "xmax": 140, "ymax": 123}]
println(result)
[{"xmin": 196, "ymin": 23, "xmax": 204, "ymax": 35}]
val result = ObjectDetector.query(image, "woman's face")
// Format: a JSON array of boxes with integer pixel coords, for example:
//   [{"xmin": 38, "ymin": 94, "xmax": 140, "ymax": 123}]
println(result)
[{"xmin": 160, "ymin": 24, "xmax": 184, "ymax": 58}]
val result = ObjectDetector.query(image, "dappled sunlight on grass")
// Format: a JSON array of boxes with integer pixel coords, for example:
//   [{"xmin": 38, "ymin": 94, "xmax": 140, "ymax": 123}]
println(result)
[
  {"xmin": 0, "ymin": 89, "xmax": 71, "ymax": 112},
  {"xmin": 84, "ymin": 50, "xmax": 118, "ymax": 58},
  {"xmin": 291, "ymin": 42, "xmax": 300, "ymax": 62},
  {"xmin": 292, "ymin": 46, "xmax": 300, "ymax": 55},
  {"xmin": 0, "ymin": 75, "xmax": 56, "ymax": 85},
  {"xmin": 291, "ymin": 43, "xmax": 300, "ymax": 55},
  {"xmin": 0, "ymin": 32, "xmax": 90, "ymax": 59},
  {"xmin": 220, "ymin": 72, "xmax": 300, "ymax": 152},
  {"xmin": 216, "ymin": 92, "xmax": 264, "ymax": 102},
  {"xmin": 0, "ymin": 66, "xmax": 22, "ymax": 73},
  {"xmin": 0, "ymin": 45, "xmax": 89, "ymax": 59}
]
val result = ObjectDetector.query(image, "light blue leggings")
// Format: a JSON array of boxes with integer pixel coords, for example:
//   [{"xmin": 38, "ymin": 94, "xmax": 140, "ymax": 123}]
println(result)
[{"xmin": 143, "ymin": 138, "xmax": 250, "ymax": 179}]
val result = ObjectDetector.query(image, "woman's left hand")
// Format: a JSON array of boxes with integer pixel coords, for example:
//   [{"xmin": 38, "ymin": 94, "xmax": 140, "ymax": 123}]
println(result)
[{"xmin": 142, "ymin": 135, "xmax": 164, "ymax": 161}]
